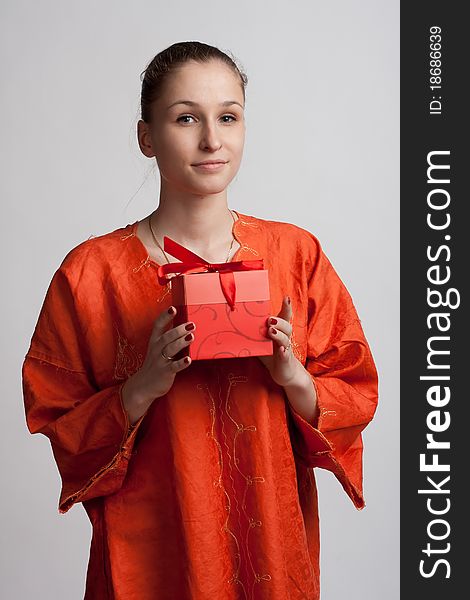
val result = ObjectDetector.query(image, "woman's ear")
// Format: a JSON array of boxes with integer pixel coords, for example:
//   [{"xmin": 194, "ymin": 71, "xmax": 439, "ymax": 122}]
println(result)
[{"xmin": 137, "ymin": 119, "xmax": 156, "ymax": 158}]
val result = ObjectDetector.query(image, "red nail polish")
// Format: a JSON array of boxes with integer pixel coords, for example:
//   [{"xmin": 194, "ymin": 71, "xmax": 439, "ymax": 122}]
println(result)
[
  {"xmin": 271, "ymin": 327, "xmax": 277, "ymax": 334},
  {"xmin": 168, "ymin": 306, "xmax": 175, "ymax": 315},
  {"xmin": 184, "ymin": 333, "xmax": 193, "ymax": 341},
  {"xmin": 185, "ymin": 322, "xmax": 195, "ymax": 331},
  {"xmin": 184, "ymin": 356, "xmax": 190, "ymax": 364},
  {"xmin": 287, "ymin": 296, "xmax": 291, "ymax": 305},
  {"xmin": 269, "ymin": 317, "xmax": 278, "ymax": 325}
]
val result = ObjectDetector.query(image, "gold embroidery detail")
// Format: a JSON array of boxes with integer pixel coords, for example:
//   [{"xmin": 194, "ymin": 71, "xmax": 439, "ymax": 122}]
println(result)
[
  {"xmin": 113, "ymin": 324, "xmax": 143, "ymax": 380},
  {"xmin": 197, "ymin": 382, "xmax": 248, "ymax": 599},
  {"xmin": 223, "ymin": 371, "xmax": 272, "ymax": 596},
  {"xmin": 233, "ymin": 218, "xmax": 260, "ymax": 259},
  {"xmin": 156, "ymin": 282, "xmax": 171, "ymax": 303},
  {"xmin": 290, "ymin": 328, "xmax": 305, "ymax": 363},
  {"xmin": 239, "ymin": 244, "xmax": 259, "ymax": 257},
  {"xmin": 132, "ymin": 255, "xmax": 152, "ymax": 272},
  {"xmin": 255, "ymin": 573, "xmax": 272, "ymax": 582},
  {"xmin": 120, "ymin": 229, "xmax": 136, "ymax": 240},
  {"xmin": 199, "ymin": 369, "xmax": 272, "ymax": 597},
  {"xmin": 237, "ymin": 219, "xmax": 260, "ymax": 229},
  {"xmin": 284, "ymin": 308, "xmax": 304, "ymax": 363}
]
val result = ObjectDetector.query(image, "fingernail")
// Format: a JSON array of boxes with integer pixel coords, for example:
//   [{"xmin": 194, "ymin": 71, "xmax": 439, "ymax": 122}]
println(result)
[
  {"xmin": 184, "ymin": 333, "xmax": 193, "ymax": 341},
  {"xmin": 269, "ymin": 317, "xmax": 278, "ymax": 325},
  {"xmin": 185, "ymin": 322, "xmax": 195, "ymax": 331},
  {"xmin": 271, "ymin": 327, "xmax": 277, "ymax": 334},
  {"xmin": 184, "ymin": 356, "xmax": 191, "ymax": 364},
  {"xmin": 168, "ymin": 306, "xmax": 175, "ymax": 315},
  {"xmin": 287, "ymin": 296, "xmax": 291, "ymax": 305}
]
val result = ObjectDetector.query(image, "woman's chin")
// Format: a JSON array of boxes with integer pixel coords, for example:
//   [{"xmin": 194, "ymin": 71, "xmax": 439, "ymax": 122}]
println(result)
[{"xmin": 185, "ymin": 178, "xmax": 233, "ymax": 196}]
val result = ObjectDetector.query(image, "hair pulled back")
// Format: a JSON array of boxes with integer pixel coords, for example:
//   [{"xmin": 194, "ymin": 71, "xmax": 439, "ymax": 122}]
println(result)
[{"xmin": 140, "ymin": 41, "xmax": 248, "ymax": 123}]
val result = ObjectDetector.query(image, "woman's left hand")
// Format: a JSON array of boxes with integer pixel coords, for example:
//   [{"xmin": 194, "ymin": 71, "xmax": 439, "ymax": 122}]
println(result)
[{"xmin": 258, "ymin": 295, "xmax": 305, "ymax": 387}]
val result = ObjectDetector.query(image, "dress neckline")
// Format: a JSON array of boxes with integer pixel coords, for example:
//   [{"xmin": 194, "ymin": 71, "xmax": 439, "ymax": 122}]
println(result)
[{"xmin": 127, "ymin": 209, "xmax": 246, "ymax": 268}]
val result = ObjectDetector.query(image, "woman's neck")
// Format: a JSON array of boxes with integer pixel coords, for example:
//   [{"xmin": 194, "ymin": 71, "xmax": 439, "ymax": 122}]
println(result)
[{"xmin": 149, "ymin": 192, "xmax": 237, "ymax": 255}]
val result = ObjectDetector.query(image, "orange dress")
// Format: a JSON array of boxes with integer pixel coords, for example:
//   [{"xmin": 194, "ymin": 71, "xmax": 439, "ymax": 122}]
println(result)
[{"xmin": 22, "ymin": 211, "xmax": 378, "ymax": 600}]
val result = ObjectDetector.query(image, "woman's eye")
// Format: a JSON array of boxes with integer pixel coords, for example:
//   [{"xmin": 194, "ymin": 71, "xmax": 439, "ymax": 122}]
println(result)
[{"xmin": 176, "ymin": 115, "xmax": 195, "ymax": 124}]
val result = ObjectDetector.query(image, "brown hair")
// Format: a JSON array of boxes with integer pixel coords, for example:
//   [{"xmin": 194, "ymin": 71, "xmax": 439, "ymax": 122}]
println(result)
[{"xmin": 140, "ymin": 41, "xmax": 248, "ymax": 123}]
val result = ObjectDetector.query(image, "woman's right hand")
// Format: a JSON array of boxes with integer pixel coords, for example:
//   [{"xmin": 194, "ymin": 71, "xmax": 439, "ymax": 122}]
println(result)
[{"xmin": 121, "ymin": 306, "xmax": 194, "ymax": 424}]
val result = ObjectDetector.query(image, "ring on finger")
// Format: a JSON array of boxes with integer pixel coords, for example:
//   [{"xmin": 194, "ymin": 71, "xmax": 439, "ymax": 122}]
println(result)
[{"xmin": 161, "ymin": 347, "xmax": 175, "ymax": 361}]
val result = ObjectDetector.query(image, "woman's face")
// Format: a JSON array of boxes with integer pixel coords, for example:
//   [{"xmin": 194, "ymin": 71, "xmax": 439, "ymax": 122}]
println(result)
[{"xmin": 138, "ymin": 60, "xmax": 246, "ymax": 196}]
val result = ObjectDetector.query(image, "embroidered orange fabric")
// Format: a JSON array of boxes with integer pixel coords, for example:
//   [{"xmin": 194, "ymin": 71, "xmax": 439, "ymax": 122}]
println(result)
[{"xmin": 22, "ymin": 212, "xmax": 379, "ymax": 600}]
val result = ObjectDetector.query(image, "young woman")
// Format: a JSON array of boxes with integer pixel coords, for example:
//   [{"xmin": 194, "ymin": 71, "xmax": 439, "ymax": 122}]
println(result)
[{"xmin": 22, "ymin": 41, "xmax": 379, "ymax": 600}]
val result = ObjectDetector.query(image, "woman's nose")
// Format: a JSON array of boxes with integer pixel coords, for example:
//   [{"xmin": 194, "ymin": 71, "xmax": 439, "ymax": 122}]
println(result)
[{"xmin": 199, "ymin": 123, "xmax": 222, "ymax": 151}]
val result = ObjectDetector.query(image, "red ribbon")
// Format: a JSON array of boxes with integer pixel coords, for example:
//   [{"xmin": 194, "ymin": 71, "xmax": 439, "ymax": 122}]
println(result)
[{"xmin": 157, "ymin": 236, "xmax": 264, "ymax": 310}]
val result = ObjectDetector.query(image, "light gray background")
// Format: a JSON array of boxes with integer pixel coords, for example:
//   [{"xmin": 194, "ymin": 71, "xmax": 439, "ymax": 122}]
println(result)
[{"xmin": 1, "ymin": 1, "xmax": 399, "ymax": 598}]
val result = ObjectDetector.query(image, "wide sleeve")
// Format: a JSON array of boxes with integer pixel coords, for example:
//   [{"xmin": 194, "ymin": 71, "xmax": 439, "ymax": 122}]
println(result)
[
  {"xmin": 22, "ymin": 263, "xmax": 146, "ymax": 514},
  {"xmin": 286, "ymin": 235, "xmax": 379, "ymax": 510}
]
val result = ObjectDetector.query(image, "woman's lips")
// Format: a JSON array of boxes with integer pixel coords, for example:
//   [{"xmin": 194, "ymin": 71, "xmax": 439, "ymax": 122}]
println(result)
[{"xmin": 192, "ymin": 162, "xmax": 227, "ymax": 172}]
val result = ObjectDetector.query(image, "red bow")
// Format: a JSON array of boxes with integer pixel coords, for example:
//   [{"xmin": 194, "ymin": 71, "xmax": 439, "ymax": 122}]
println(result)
[{"xmin": 157, "ymin": 236, "xmax": 264, "ymax": 310}]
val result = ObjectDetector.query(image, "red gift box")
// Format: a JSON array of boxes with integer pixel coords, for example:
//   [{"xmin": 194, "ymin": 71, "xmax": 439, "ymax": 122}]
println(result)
[{"xmin": 157, "ymin": 237, "xmax": 274, "ymax": 360}]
